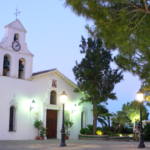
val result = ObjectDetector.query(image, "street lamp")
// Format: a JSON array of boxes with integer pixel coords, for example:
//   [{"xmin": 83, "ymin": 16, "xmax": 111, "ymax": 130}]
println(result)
[
  {"xmin": 136, "ymin": 90, "xmax": 145, "ymax": 148},
  {"xmin": 60, "ymin": 91, "xmax": 67, "ymax": 147}
]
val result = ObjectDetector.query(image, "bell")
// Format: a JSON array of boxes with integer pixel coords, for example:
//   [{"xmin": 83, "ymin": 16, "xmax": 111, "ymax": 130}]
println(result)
[{"xmin": 3, "ymin": 60, "xmax": 10, "ymax": 70}]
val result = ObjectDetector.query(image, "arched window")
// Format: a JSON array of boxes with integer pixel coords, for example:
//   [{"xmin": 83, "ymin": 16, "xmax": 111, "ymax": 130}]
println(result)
[
  {"xmin": 50, "ymin": 91, "xmax": 57, "ymax": 105},
  {"xmin": 14, "ymin": 33, "xmax": 19, "ymax": 41},
  {"xmin": 3, "ymin": 55, "xmax": 10, "ymax": 76},
  {"xmin": 9, "ymin": 106, "xmax": 16, "ymax": 131},
  {"xmin": 18, "ymin": 58, "xmax": 25, "ymax": 79}
]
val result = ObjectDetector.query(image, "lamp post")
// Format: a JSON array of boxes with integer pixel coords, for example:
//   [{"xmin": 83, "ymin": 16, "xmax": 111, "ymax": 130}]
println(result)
[
  {"xmin": 136, "ymin": 91, "xmax": 145, "ymax": 148},
  {"xmin": 60, "ymin": 91, "xmax": 67, "ymax": 147}
]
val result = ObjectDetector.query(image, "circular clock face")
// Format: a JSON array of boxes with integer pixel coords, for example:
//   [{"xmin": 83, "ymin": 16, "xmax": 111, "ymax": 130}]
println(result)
[{"xmin": 12, "ymin": 41, "xmax": 21, "ymax": 51}]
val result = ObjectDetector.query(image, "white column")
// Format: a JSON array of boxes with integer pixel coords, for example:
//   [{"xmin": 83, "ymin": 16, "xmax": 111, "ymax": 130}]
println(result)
[
  {"xmin": 10, "ymin": 56, "xmax": 18, "ymax": 78},
  {"xmin": 24, "ymin": 56, "xmax": 32, "ymax": 80}
]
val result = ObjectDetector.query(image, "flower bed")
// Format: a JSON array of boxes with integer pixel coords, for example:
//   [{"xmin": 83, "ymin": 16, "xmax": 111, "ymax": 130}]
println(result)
[{"xmin": 79, "ymin": 134, "xmax": 133, "ymax": 141}]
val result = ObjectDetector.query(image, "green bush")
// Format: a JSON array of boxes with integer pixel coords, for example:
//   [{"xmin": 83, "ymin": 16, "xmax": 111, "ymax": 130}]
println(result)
[
  {"xmin": 64, "ymin": 120, "xmax": 73, "ymax": 136},
  {"xmin": 80, "ymin": 124, "xmax": 133, "ymax": 136},
  {"xmin": 40, "ymin": 127, "xmax": 46, "ymax": 137},
  {"xmin": 34, "ymin": 120, "xmax": 43, "ymax": 129},
  {"xmin": 87, "ymin": 125, "xmax": 93, "ymax": 131},
  {"xmin": 80, "ymin": 128, "xmax": 89, "ymax": 135},
  {"xmin": 34, "ymin": 120, "xmax": 46, "ymax": 137},
  {"xmin": 144, "ymin": 124, "xmax": 150, "ymax": 141},
  {"xmin": 99, "ymin": 126, "xmax": 133, "ymax": 135},
  {"xmin": 80, "ymin": 124, "xmax": 93, "ymax": 135},
  {"xmin": 116, "ymin": 126, "xmax": 132, "ymax": 134},
  {"xmin": 101, "ymin": 126, "xmax": 112, "ymax": 135}
]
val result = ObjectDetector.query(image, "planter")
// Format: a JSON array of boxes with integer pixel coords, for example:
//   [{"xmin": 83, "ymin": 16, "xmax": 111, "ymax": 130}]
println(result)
[
  {"xmin": 35, "ymin": 136, "xmax": 44, "ymax": 140},
  {"xmin": 65, "ymin": 135, "xmax": 69, "ymax": 140}
]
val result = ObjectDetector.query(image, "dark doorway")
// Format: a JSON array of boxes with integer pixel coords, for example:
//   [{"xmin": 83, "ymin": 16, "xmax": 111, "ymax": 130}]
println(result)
[{"xmin": 46, "ymin": 110, "xmax": 57, "ymax": 139}]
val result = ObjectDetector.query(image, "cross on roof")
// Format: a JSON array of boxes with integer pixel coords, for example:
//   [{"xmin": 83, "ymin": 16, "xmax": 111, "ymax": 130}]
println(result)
[{"xmin": 14, "ymin": 9, "xmax": 21, "ymax": 20}]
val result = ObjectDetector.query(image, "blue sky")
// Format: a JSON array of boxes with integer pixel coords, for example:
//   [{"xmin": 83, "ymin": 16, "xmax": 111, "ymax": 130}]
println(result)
[{"xmin": 0, "ymin": 0, "xmax": 141, "ymax": 112}]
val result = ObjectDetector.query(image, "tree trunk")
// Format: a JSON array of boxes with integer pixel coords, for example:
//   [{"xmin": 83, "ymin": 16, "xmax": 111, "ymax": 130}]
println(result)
[
  {"xmin": 93, "ymin": 103, "xmax": 97, "ymax": 135},
  {"xmin": 108, "ymin": 116, "xmax": 111, "ymax": 128}
]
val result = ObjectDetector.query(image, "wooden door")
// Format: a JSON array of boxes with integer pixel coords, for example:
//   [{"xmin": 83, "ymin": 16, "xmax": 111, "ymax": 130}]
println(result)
[{"xmin": 46, "ymin": 110, "xmax": 57, "ymax": 139}]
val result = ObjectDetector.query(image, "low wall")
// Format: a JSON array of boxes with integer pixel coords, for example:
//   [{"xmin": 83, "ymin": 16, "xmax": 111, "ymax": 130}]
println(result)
[{"xmin": 79, "ymin": 134, "xmax": 133, "ymax": 141}]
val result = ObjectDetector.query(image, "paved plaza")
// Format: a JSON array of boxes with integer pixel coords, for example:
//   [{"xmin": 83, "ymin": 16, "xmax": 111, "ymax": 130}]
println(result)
[{"xmin": 0, "ymin": 140, "xmax": 150, "ymax": 150}]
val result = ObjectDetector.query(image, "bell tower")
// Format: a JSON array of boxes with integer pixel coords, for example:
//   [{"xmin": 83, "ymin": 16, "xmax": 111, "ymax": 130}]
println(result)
[{"xmin": 0, "ymin": 19, "xmax": 33, "ymax": 80}]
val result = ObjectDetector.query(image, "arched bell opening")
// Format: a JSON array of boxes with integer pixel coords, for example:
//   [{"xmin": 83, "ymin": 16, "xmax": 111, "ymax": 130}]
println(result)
[
  {"xmin": 18, "ymin": 58, "xmax": 25, "ymax": 79},
  {"xmin": 14, "ymin": 33, "xmax": 19, "ymax": 41},
  {"xmin": 3, "ymin": 54, "xmax": 11, "ymax": 76}
]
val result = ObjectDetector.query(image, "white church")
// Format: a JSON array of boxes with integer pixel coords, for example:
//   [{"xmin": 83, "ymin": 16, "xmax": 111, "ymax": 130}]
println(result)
[{"xmin": 0, "ymin": 19, "xmax": 93, "ymax": 140}]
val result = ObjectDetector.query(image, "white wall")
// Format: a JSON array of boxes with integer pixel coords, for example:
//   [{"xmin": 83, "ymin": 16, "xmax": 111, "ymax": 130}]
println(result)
[
  {"xmin": 0, "ymin": 76, "xmax": 37, "ymax": 140},
  {"xmin": 31, "ymin": 72, "xmax": 84, "ymax": 139},
  {"xmin": 0, "ymin": 72, "xmax": 93, "ymax": 140}
]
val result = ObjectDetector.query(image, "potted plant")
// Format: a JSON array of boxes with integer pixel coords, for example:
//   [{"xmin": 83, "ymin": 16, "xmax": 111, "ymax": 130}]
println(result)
[
  {"xmin": 39, "ymin": 127, "xmax": 47, "ymax": 139},
  {"xmin": 34, "ymin": 120, "xmax": 46, "ymax": 140},
  {"xmin": 64, "ymin": 120, "xmax": 73, "ymax": 139}
]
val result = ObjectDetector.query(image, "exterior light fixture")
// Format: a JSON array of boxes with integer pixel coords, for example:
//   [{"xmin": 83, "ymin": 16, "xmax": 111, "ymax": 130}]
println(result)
[
  {"xmin": 60, "ymin": 91, "xmax": 68, "ymax": 147},
  {"xmin": 136, "ymin": 91, "xmax": 144, "ymax": 103},
  {"xmin": 30, "ymin": 99, "xmax": 36, "ymax": 111},
  {"xmin": 135, "ymin": 90, "xmax": 145, "ymax": 148},
  {"xmin": 72, "ymin": 104, "xmax": 78, "ymax": 113}
]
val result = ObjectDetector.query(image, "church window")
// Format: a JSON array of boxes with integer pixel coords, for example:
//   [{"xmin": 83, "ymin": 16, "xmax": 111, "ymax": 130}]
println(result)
[
  {"xmin": 52, "ymin": 80, "xmax": 57, "ymax": 88},
  {"xmin": 50, "ymin": 91, "xmax": 57, "ymax": 105},
  {"xmin": 18, "ymin": 58, "xmax": 25, "ymax": 79},
  {"xmin": 9, "ymin": 106, "xmax": 16, "ymax": 132},
  {"xmin": 3, "ymin": 55, "xmax": 10, "ymax": 76},
  {"xmin": 14, "ymin": 33, "xmax": 19, "ymax": 41}
]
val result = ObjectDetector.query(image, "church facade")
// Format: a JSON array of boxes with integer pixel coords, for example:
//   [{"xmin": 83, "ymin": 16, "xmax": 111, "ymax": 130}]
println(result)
[{"xmin": 0, "ymin": 19, "xmax": 93, "ymax": 140}]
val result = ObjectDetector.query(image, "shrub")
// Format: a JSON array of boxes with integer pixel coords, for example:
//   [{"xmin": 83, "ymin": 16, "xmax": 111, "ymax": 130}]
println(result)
[
  {"xmin": 34, "ymin": 120, "xmax": 46, "ymax": 137},
  {"xmin": 40, "ymin": 127, "xmax": 47, "ymax": 137},
  {"xmin": 64, "ymin": 120, "xmax": 73, "ymax": 136},
  {"xmin": 144, "ymin": 124, "xmax": 150, "ymax": 141},
  {"xmin": 101, "ymin": 126, "xmax": 113, "ymax": 135},
  {"xmin": 34, "ymin": 120, "xmax": 43, "ymax": 129},
  {"xmin": 115, "ymin": 126, "xmax": 133, "ymax": 134},
  {"xmin": 80, "ymin": 124, "xmax": 93, "ymax": 135},
  {"xmin": 87, "ymin": 125, "xmax": 93, "ymax": 131},
  {"xmin": 80, "ymin": 128, "xmax": 88, "ymax": 134}
]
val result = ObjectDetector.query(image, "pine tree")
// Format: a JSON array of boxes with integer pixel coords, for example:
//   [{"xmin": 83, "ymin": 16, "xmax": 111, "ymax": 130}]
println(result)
[
  {"xmin": 73, "ymin": 36, "xmax": 123, "ymax": 134},
  {"xmin": 65, "ymin": 0, "xmax": 150, "ymax": 84}
]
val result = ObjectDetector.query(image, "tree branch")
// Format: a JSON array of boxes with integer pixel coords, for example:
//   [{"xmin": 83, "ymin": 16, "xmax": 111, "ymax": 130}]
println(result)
[{"xmin": 132, "ymin": 8, "xmax": 150, "ymax": 14}]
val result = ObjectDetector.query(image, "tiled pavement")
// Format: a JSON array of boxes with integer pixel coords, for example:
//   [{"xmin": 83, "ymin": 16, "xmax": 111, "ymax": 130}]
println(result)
[{"xmin": 0, "ymin": 139, "xmax": 150, "ymax": 150}]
